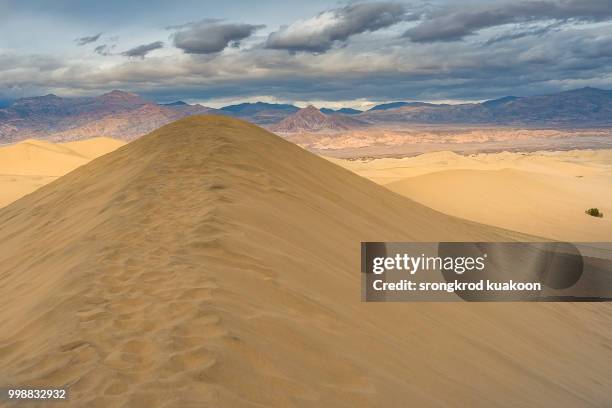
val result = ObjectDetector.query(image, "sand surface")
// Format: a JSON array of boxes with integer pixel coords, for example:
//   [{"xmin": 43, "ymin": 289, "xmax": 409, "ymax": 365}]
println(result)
[
  {"xmin": 0, "ymin": 117, "xmax": 610, "ymax": 407},
  {"xmin": 0, "ymin": 138, "xmax": 125, "ymax": 207},
  {"xmin": 335, "ymin": 150, "xmax": 612, "ymax": 241}
]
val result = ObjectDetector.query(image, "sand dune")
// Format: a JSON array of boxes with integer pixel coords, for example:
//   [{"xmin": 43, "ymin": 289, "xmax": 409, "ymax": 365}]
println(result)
[
  {"xmin": 337, "ymin": 150, "xmax": 612, "ymax": 241},
  {"xmin": 0, "ymin": 137, "xmax": 124, "ymax": 207},
  {"xmin": 62, "ymin": 137, "xmax": 128, "ymax": 159},
  {"xmin": 1, "ymin": 116, "xmax": 611, "ymax": 406},
  {"xmin": 0, "ymin": 117, "xmax": 610, "ymax": 407}
]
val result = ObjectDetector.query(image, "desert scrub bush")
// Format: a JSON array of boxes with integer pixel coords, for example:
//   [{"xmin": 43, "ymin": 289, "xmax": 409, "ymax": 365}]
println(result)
[{"xmin": 585, "ymin": 208, "xmax": 604, "ymax": 218}]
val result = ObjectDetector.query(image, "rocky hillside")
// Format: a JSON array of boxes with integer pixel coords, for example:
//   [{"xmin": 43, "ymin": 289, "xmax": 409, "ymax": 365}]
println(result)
[
  {"xmin": 219, "ymin": 102, "xmax": 299, "ymax": 125},
  {"xmin": 0, "ymin": 91, "xmax": 215, "ymax": 143},
  {"xmin": 360, "ymin": 88, "xmax": 612, "ymax": 126},
  {"xmin": 270, "ymin": 105, "xmax": 365, "ymax": 133}
]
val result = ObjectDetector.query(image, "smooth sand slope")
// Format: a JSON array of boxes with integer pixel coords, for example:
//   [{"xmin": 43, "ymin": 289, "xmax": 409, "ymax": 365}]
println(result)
[
  {"xmin": 336, "ymin": 150, "xmax": 612, "ymax": 241},
  {"xmin": 0, "ymin": 117, "xmax": 610, "ymax": 407},
  {"xmin": 0, "ymin": 137, "xmax": 125, "ymax": 208}
]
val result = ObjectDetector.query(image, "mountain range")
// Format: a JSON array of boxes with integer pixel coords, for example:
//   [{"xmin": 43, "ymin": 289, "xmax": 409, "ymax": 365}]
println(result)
[
  {"xmin": 360, "ymin": 87, "xmax": 612, "ymax": 126},
  {"xmin": 1, "ymin": 87, "xmax": 611, "ymax": 144},
  {"xmin": 0, "ymin": 90, "xmax": 213, "ymax": 143}
]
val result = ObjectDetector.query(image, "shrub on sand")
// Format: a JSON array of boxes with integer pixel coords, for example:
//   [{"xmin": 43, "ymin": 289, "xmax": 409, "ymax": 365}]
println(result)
[{"xmin": 585, "ymin": 208, "xmax": 603, "ymax": 218}]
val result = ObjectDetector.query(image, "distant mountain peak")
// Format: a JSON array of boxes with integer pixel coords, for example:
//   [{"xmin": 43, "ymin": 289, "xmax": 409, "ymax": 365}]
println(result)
[
  {"xmin": 368, "ymin": 102, "xmax": 409, "ymax": 111},
  {"xmin": 320, "ymin": 107, "xmax": 362, "ymax": 115},
  {"xmin": 482, "ymin": 96, "xmax": 520, "ymax": 108},
  {"xmin": 100, "ymin": 90, "xmax": 145, "ymax": 102},
  {"xmin": 271, "ymin": 104, "xmax": 364, "ymax": 133},
  {"xmin": 220, "ymin": 101, "xmax": 299, "ymax": 111},
  {"xmin": 301, "ymin": 105, "xmax": 323, "ymax": 113},
  {"xmin": 103, "ymin": 89, "xmax": 139, "ymax": 97},
  {"xmin": 161, "ymin": 101, "xmax": 188, "ymax": 106},
  {"xmin": 218, "ymin": 102, "xmax": 299, "ymax": 124},
  {"xmin": 561, "ymin": 87, "xmax": 610, "ymax": 96},
  {"xmin": 368, "ymin": 101, "xmax": 438, "ymax": 111},
  {"xmin": 16, "ymin": 93, "xmax": 62, "ymax": 102},
  {"xmin": 576, "ymin": 86, "xmax": 601, "ymax": 92}
]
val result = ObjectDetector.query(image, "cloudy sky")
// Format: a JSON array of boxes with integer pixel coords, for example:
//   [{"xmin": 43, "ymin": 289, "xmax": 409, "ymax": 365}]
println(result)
[{"xmin": 1, "ymin": 0, "xmax": 611, "ymax": 108}]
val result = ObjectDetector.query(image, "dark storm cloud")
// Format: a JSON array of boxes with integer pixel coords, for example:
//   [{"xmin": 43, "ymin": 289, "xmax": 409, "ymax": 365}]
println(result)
[
  {"xmin": 265, "ymin": 2, "xmax": 414, "ymax": 53},
  {"xmin": 561, "ymin": 30, "xmax": 612, "ymax": 59},
  {"xmin": 171, "ymin": 21, "xmax": 264, "ymax": 54},
  {"xmin": 484, "ymin": 22, "xmax": 564, "ymax": 46},
  {"xmin": 3, "ymin": 0, "xmax": 612, "ymax": 104},
  {"xmin": 94, "ymin": 44, "xmax": 115, "ymax": 56},
  {"xmin": 121, "ymin": 41, "xmax": 164, "ymax": 58},
  {"xmin": 75, "ymin": 33, "xmax": 102, "ymax": 46},
  {"xmin": 404, "ymin": 0, "xmax": 612, "ymax": 43}
]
